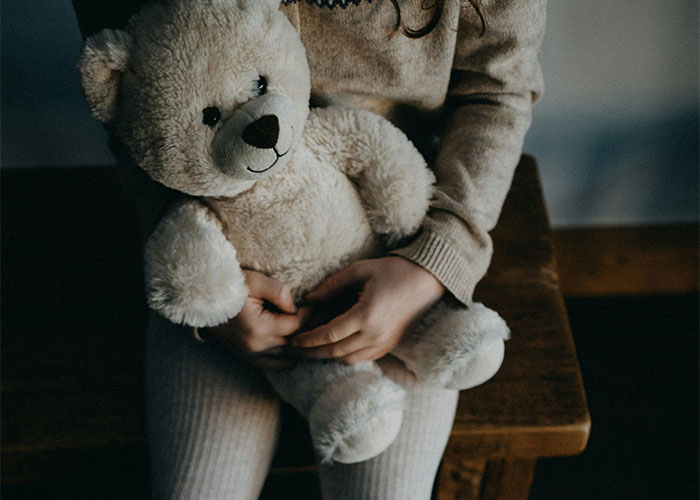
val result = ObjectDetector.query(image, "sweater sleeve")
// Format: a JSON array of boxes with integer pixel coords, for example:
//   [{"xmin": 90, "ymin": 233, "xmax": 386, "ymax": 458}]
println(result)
[{"xmin": 391, "ymin": 0, "xmax": 546, "ymax": 304}]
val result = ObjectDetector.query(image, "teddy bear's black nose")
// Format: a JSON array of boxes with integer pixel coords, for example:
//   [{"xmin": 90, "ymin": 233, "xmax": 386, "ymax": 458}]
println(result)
[{"xmin": 242, "ymin": 114, "xmax": 279, "ymax": 149}]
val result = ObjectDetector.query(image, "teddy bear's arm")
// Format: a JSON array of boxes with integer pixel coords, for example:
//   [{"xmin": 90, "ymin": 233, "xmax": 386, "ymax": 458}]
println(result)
[
  {"xmin": 144, "ymin": 200, "xmax": 248, "ymax": 328},
  {"xmin": 305, "ymin": 106, "xmax": 435, "ymax": 245}
]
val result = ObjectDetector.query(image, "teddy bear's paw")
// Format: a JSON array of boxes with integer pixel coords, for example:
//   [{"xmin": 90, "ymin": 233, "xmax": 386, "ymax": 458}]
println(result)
[
  {"xmin": 309, "ymin": 370, "xmax": 406, "ymax": 464},
  {"xmin": 397, "ymin": 302, "xmax": 510, "ymax": 390},
  {"xmin": 144, "ymin": 202, "xmax": 248, "ymax": 328}
]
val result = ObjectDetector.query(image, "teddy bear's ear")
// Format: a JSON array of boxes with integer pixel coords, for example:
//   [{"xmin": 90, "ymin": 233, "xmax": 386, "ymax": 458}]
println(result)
[{"xmin": 78, "ymin": 29, "xmax": 133, "ymax": 124}]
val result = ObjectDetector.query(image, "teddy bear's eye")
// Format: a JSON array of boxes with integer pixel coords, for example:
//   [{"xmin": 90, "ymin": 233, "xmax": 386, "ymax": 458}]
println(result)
[
  {"xmin": 256, "ymin": 75, "xmax": 267, "ymax": 96},
  {"xmin": 202, "ymin": 107, "xmax": 221, "ymax": 128}
]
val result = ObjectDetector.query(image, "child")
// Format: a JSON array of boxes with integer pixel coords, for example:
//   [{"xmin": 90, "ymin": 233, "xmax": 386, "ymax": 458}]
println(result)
[{"xmin": 75, "ymin": 1, "xmax": 545, "ymax": 498}]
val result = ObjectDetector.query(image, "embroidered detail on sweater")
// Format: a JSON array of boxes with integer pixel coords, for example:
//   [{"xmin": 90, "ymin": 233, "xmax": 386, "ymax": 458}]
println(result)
[{"xmin": 282, "ymin": 0, "xmax": 370, "ymax": 9}]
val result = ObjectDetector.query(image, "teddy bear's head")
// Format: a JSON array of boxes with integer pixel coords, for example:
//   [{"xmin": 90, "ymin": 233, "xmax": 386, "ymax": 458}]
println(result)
[{"xmin": 79, "ymin": 0, "xmax": 310, "ymax": 197}]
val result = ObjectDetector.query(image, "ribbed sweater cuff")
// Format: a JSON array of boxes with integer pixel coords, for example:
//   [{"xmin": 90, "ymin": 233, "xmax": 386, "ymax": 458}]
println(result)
[{"xmin": 390, "ymin": 230, "xmax": 478, "ymax": 305}]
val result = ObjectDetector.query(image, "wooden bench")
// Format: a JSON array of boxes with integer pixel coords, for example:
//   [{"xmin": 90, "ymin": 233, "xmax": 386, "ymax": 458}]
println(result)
[
  {"xmin": 1, "ymin": 156, "xmax": 590, "ymax": 499},
  {"xmin": 437, "ymin": 156, "xmax": 590, "ymax": 498}
]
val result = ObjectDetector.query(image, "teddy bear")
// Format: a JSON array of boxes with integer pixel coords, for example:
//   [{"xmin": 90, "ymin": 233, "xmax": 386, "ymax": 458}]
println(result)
[{"xmin": 78, "ymin": 0, "xmax": 509, "ymax": 464}]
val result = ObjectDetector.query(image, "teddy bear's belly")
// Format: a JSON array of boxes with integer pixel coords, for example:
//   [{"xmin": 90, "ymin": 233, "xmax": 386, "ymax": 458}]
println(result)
[{"xmin": 204, "ymin": 160, "xmax": 383, "ymax": 299}]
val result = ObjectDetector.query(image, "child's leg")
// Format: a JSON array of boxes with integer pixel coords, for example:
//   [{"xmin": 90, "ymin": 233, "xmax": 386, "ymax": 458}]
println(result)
[
  {"xmin": 317, "ymin": 355, "xmax": 459, "ymax": 500},
  {"xmin": 145, "ymin": 312, "xmax": 281, "ymax": 500}
]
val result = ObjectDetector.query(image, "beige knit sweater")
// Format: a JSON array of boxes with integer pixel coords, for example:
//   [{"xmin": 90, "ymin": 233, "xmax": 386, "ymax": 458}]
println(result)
[
  {"xmin": 281, "ymin": 0, "xmax": 546, "ymax": 303},
  {"xmin": 117, "ymin": 0, "xmax": 545, "ymax": 305}
]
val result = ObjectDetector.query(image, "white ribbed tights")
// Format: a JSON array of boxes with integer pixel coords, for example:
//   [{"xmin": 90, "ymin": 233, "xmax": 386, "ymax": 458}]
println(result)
[{"xmin": 146, "ymin": 312, "xmax": 468, "ymax": 500}]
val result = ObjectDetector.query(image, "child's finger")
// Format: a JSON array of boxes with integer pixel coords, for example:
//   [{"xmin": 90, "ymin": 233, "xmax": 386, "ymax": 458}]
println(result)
[
  {"xmin": 340, "ymin": 346, "xmax": 383, "ymax": 365},
  {"xmin": 281, "ymin": 306, "xmax": 313, "ymax": 336},
  {"xmin": 262, "ymin": 309, "xmax": 308, "ymax": 338},
  {"xmin": 245, "ymin": 270, "xmax": 297, "ymax": 314},
  {"xmin": 290, "ymin": 304, "xmax": 363, "ymax": 347},
  {"xmin": 289, "ymin": 330, "xmax": 367, "ymax": 360},
  {"xmin": 304, "ymin": 262, "xmax": 369, "ymax": 302}
]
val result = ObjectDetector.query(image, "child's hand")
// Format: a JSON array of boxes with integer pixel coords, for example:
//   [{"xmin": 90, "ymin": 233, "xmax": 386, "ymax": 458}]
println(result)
[
  {"xmin": 289, "ymin": 257, "xmax": 444, "ymax": 364},
  {"xmin": 206, "ymin": 270, "xmax": 309, "ymax": 369}
]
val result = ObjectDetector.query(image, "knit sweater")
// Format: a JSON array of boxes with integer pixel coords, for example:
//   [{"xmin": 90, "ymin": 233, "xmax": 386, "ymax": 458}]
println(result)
[
  {"xmin": 110, "ymin": 0, "xmax": 545, "ymax": 305},
  {"xmin": 282, "ymin": 0, "xmax": 546, "ymax": 302}
]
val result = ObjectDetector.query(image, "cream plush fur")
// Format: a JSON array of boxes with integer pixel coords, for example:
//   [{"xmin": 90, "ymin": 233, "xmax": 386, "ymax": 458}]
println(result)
[{"xmin": 79, "ymin": 0, "xmax": 509, "ymax": 464}]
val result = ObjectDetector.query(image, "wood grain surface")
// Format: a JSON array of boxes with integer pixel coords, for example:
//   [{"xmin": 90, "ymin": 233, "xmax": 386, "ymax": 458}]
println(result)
[{"xmin": 553, "ymin": 224, "xmax": 699, "ymax": 297}]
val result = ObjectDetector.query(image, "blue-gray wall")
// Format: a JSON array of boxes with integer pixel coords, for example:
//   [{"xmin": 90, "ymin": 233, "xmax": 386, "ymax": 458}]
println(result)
[
  {"xmin": 2, "ymin": 0, "xmax": 698, "ymax": 227},
  {"xmin": 524, "ymin": 0, "xmax": 699, "ymax": 226},
  {"xmin": 1, "ymin": 0, "xmax": 114, "ymax": 167}
]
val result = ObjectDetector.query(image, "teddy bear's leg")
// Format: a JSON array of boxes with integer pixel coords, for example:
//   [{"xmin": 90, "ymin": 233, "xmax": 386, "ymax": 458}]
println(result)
[
  {"xmin": 265, "ymin": 360, "xmax": 406, "ymax": 464},
  {"xmin": 392, "ymin": 301, "xmax": 510, "ymax": 390}
]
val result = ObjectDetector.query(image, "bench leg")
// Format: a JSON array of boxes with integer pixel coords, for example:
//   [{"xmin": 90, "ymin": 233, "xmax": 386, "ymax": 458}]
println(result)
[
  {"xmin": 436, "ymin": 455, "xmax": 487, "ymax": 500},
  {"xmin": 480, "ymin": 459, "xmax": 536, "ymax": 500},
  {"xmin": 437, "ymin": 451, "xmax": 536, "ymax": 500}
]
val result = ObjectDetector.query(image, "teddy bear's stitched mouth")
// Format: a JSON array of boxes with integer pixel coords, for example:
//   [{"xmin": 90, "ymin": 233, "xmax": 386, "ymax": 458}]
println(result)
[
  {"xmin": 246, "ymin": 145, "xmax": 291, "ymax": 173},
  {"xmin": 246, "ymin": 127, "xmax": 293, "ymax": 174}
]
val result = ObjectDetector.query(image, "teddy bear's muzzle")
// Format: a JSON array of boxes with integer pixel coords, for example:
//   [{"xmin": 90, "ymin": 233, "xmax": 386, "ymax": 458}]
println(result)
[{"xmin": 212, "ymin": 93, "xmax": 297, "ymax": 180}]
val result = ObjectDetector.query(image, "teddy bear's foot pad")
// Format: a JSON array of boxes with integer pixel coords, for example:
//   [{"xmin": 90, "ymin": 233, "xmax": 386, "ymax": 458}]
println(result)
[
  {"xmin": 442, "ymin": 338, "xmax": 505, "ymax": 390},
  {"xmin": 309, "ymin": 370, "xmax": 406, "ymax": 464},
  {"xmin": 331, "ymin": 406, "xmax": 404, "ymax": 463},
  {"xmin": 394, "ymin": 302, "xmax": 510, "ymax": 390}
]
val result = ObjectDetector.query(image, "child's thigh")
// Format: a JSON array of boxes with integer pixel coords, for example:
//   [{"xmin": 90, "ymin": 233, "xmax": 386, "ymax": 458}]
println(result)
[{"xmin": 145, "ymin": 312, "xmax": 281, "ymax": 500}]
